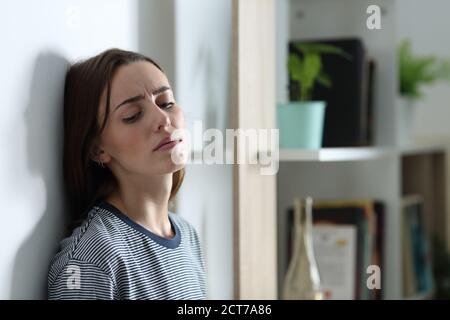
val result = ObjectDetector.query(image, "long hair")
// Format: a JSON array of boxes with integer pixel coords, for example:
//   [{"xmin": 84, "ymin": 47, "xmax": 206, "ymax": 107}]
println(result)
[{"xmin": 63, "ymin": 48, "xmax": 185, "ymax": 227}]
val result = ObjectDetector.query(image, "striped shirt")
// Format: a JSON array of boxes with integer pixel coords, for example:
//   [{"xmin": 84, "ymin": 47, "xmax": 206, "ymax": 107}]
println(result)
[{"xmin": 48, "ymin": 201, "xmax": 206, "ymax": 300}]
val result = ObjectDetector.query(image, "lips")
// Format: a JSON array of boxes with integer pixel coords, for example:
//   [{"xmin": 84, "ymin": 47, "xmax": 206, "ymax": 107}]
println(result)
[{"xmin": 153, "ymin": 136, "xmax": 182, "ymax": 151}]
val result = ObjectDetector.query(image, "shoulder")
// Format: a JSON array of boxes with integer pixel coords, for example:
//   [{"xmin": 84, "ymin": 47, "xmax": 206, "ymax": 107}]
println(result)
[
  {"xmin": 48, "ymin": 257, "xmax": 117, "ymax": 300},
  {"xmin": 169, "ymin": 213, "xmax": 206, "ymax": 275},
  {"xmin": 169, "ymin": 212, "xmax": 195, "ymax": 234},
  {"xmin": 169, "ymin": 212, "xmax": 202, "ymax": 247},
  {"xmin": 48, "ymin": 205, "xmax": 123, "ymax": 287}
]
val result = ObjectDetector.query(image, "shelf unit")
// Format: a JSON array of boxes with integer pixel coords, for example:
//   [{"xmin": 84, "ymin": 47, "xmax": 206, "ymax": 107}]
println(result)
[
  {"xmin": 276, "ymin": 145, "xmax": 450, "ymax": 299},
  {"xmin": 274, "ymin": 0, "xmax": 450, "ymax": 300},
  {"xmin": 232, "ymin": 0, "xmax": 450, "ymax": 300},
  {"xmin": 232, "ymin": 0, "xmax": 277, "ymax": 299}
]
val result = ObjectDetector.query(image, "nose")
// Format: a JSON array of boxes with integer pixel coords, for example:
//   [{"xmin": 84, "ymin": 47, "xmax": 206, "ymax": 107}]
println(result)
[
  {"xmin": 157, "ymin": 112, "xmax": 171, "ymax": 131},
  {"xmin": 148, "ymin": 99, "xmax": 172, "ymax": 132}
]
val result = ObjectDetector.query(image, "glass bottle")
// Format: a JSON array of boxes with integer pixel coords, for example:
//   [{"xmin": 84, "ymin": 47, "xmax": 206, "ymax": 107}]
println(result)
[{"xmin": 282, "ymin": 197, "xmax": 323, "ymax": 300}]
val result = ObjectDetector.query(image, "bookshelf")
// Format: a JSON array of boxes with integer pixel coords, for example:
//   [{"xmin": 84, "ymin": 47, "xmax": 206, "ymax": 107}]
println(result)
[
  {"xmin": 231, "ymin": 0, "xmax": 450, "ymax": 300},
  {"xmin": 274, "ymin": 0, "xmax": 450, "ymax": 300}
]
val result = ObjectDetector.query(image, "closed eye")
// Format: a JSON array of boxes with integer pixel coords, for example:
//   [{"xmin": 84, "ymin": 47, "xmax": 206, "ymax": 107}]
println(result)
[{"xmin": 123, "ymin": 111, "xmax": 142, "ymax": 124}]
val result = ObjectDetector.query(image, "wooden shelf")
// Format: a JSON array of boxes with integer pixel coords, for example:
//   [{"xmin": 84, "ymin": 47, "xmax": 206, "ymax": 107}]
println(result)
[
  {"xmin": 278, "ymin": 147, "xmax": 393, "ymax": 162},
  {"xmin": 400, "ymin": 141, "xmax": 450, "ymax": 156},
  {"xmin": 275, "ymin": 142, "xmax": 450, "ymax": 163}
]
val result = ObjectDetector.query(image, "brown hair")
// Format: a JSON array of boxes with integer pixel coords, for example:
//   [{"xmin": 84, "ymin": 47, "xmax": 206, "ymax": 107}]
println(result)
[{"xmin": 63, "ymin": 48, "xmax": 184, "ymax": 225}]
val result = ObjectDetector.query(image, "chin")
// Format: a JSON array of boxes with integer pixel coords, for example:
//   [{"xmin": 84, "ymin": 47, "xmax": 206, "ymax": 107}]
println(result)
[
  {"xmin": 157, "ymin": 160, "xmax": 184, "ymax": 175},
  {"xmin": 170, "ymin": 161, "xmax": 185, "ymax": 173}
]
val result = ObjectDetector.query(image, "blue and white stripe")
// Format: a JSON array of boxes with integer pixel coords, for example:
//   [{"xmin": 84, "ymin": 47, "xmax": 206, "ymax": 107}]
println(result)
[{"xmin": 48, "ymin": 201, "xmax": 206, "ymax": 300}]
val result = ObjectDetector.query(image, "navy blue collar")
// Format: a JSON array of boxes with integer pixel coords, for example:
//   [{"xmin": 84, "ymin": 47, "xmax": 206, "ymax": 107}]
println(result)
[{"xmin": 96, "ymin": 200, "xmax": 181, "ymax": 249}]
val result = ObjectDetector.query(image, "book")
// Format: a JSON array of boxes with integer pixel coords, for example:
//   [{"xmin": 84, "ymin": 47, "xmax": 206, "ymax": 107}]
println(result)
[
  {"xmin": 312, "ymin": 224, "xmax": 357, "ymax": 300},
  {"xmin": 365, "ymin": 59, "xmax": 376, "ymax": 145},
  {"xmin": 313, "ymin": 200, "xmax": 376, "ymax": 300},
  {"xmin": 373, "ymin": 201, "xmax": 385, "ymax": 300},
  {"xmin": 402, "ymin": 195, "xmax": 434, "ymax": 298},
  {"xmin": 403, "ymin": 202, "xmax": 417, "ymax": 298},
  {"xmin": 286, "ymin": 199, "xmax": 384, "ymax": 299}
]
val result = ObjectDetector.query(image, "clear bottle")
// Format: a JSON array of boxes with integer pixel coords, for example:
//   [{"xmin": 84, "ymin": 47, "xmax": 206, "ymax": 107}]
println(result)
[{"xmin": 282, "ymin": 197, "xmax": 323, "ymax": 300}]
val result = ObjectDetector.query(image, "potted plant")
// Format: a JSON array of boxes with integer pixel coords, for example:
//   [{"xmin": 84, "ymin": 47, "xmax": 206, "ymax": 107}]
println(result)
[
  {"xmin": 397, "ymin": 39, "xmax": 450, "ymax": 145},
  {"xmin": 278, "ymin": 43, "xmax": 351, "ymax": 149}
]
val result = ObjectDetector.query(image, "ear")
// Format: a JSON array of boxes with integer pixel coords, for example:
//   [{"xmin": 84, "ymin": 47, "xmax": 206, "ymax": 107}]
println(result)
[{"xmin": 90, "ymin": 143, "xmax": 111, "ymax": 164}]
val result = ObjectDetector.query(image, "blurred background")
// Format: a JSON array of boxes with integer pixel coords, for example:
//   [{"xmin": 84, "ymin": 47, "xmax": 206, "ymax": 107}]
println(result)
[{"xmin": 1, "ymin": 0, "xmax": 450, "ymax": 300}]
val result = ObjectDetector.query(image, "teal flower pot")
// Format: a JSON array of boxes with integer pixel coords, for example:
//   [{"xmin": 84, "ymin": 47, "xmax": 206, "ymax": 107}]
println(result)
[{"xmin": 277, "ymin": 101, "xmax": 326, "ymax": 149}]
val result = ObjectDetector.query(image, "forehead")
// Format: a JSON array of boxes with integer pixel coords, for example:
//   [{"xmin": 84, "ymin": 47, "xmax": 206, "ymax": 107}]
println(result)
[{"xmin": 109, "ymin": 61, "xmax": 170, "ymax": 105}]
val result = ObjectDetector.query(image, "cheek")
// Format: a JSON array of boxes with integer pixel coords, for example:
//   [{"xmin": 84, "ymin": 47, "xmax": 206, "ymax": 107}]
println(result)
[
  {"xmin": 172, "ymin": 107, "xmax": 185, "ymax": 128},
  {"xmin": 105, "ymin": 125, "xmax": 148, "ymax": 157}
]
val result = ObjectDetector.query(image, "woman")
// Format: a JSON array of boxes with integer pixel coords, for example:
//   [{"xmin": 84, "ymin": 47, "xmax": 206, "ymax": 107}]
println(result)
[{"xmin": 48, "ymin": 48, "xmax": 206, "ymax": 299}]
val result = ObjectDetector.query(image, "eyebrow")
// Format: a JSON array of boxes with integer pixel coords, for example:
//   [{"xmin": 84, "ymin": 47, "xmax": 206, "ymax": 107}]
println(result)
[{"xmin": 114, "ymin": 86, "xmax": 172, "ymax": 110}]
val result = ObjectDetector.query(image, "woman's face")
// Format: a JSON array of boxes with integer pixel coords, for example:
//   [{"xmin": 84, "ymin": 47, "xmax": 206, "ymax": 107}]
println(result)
[{"xmin": 96, "ymin": 61, "xmax": 186, "ymax": 178}]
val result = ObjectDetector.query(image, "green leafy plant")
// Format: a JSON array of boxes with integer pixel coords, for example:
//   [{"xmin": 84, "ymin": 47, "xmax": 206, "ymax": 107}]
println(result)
[
  {"xmin": 288, "ymin": 43, "xmax": 351, "ymax": 101},
  {"xmin": 399, "ymin": 39, "xmax": 450, "ymax": 100}
]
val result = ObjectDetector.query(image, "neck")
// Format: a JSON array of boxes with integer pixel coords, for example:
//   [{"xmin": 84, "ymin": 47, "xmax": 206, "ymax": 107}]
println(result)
[{"xmin": 106, "ymin": 173, "xmax": 174, "ymax": 239}]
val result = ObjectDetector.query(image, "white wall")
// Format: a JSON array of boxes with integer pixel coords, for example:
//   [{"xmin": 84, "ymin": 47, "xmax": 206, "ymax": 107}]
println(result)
[
  {"xmin": 0, "ymin": 0, "xmax": 181, "ymax": 299},
  {"xmin": 174, "ymin": 0, "xmax": 233, "ymax": 299},
  {"xmin": 0, "ymin": 0, "xmax": 233, "ymax": 300},
  {"xmin": 396, "ymin": 0, "xmax": 450, "ymax": 140}
]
